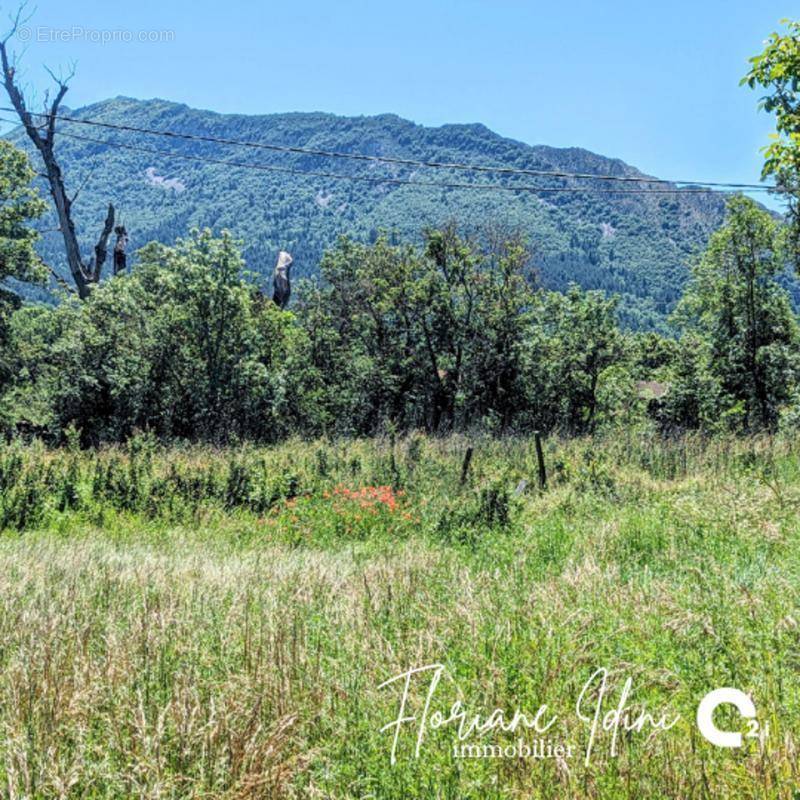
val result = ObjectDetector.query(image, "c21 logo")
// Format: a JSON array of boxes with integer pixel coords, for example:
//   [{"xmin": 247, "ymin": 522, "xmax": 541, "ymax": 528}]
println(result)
[{"xmin": 696, "ymin": 688, "xmax": 767, "ymax": 747}]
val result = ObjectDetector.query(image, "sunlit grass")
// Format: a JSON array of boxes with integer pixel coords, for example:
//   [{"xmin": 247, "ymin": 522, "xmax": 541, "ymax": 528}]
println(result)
[{"xmin": 0, "ymin": 432, "xmax": 799, "ymax": 797}]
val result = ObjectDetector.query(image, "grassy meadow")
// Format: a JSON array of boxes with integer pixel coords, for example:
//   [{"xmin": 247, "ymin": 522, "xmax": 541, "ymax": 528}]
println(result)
[{"xmin": 0, "ymin": 433, "xmax": 799, "ymax": 798}]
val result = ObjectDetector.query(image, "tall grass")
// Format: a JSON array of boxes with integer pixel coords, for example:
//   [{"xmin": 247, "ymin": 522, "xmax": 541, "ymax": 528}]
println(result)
[{"xmin": 0, "ymin": 432, "xmax": 799, "ymax": 798}]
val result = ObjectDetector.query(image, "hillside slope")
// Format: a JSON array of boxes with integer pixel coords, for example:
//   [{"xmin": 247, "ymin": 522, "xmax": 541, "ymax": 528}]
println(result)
[{"xmin": 8, "ymin": 97, "xmax": 735, "ymax": 328}]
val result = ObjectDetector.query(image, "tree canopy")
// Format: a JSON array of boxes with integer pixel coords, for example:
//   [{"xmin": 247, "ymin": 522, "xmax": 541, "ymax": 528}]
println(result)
[{"xmin": 745, "ymin": 18, "xmax": 800, "ymax": 265}]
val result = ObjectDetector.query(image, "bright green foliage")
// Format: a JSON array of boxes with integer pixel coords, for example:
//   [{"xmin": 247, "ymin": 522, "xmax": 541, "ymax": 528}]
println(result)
[
  {"xmin": 744, "ymin": 18, "xmax": 800, "ymax": 263},
  {"xmin": 132, "ymin": 229, "xmax": 311, "ymax": 441},
  {"xmin": 0, "ymin": 140, "xmax": 46, "ymax": 400},
  {"xmin": 670, "ymin": 196, "xmax": 799, "ymax": 431},
  {"xmin": 530, "ymin": 286, "xmax": 628, "ymax": 433},
  {"xmin": 0, "ymin": 139, "xmax": 46, "ymax": 286},
  {"xmin": 5, "ymin": 226, "xmax": 639, "ymax": 442},
  {"xmin": 744, "ymin": 19, "xmax": 800, "ymax": 178},
  {"xmin": 296, "ymin": 228, "xmax": 630, "ymax": 436},
  {"xmin": 5, "ymin": 229, "xmax": 312, "ymax": 443},
  {"xmin": 658, "ymin": 332, "xmax": 719, "ymax": 431},
  {"xmin": 3, "ymin": 214, "xmax": 800, "ymax": 443}
]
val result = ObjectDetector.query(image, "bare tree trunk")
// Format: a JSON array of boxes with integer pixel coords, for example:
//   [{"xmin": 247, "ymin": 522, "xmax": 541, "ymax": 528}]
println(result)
[
  {"xmin": 272, "ymin": 251, "xmax": 293, "ymax": 309},
  {"xmin": 91, "ymin": 203, "xmax": 115, "ymax": 282},
  {"xmin": 113, "ymin": 225, "xmax": 129, "ymax": 275},
  {"xmin": 0, "ymin": 8, "xmax": 115, "ymax": 299}
]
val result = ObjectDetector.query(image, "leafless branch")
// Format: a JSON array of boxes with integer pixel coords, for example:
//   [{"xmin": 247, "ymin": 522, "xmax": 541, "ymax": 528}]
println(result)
[
  {"xmin": 1, "ymin": 1, "xmax": 33, "ymax": 48},
  {"xmin": 45, "ymin": 263, "xmax": 76, "ymax": 295},
  {"xmin": 69, "ymin": 162, "xmax": 98, "ymax": 205},
  {"xmin": 0, "ymin": 4, "xmax": 117, "ymax": 299}
]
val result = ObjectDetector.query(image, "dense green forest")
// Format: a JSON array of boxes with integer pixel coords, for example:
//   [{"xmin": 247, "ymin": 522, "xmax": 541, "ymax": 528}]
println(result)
[
  {"xmin": 1, "ymin": 193, "xmax": 798, "ymax": 443},
  {"xmin": 4, "ymin": 97, "xmax": 755, "ymax": 331}
]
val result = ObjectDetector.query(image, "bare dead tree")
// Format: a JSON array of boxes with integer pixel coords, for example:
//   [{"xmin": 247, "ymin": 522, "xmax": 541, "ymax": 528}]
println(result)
[
  {"xmin": 113, "ymin": 225, "xmax": 128, "ymax": 275},
  {"xmin": 0, "ymin": 5, "xmax": 116, "ymax": 299},
  {"xmin": 272, "ymin": 250, "xmax": 293, "ymax": 309}
]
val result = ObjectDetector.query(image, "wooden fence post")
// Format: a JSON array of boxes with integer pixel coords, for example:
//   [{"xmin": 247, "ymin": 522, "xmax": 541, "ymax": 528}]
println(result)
[
  {"xmin": 460, "ymin": 446, "xmax": 474, "ymax": 486},
  {"xmin": 534, "ymin": 431, "xmax": 547, "ymax": 490}
]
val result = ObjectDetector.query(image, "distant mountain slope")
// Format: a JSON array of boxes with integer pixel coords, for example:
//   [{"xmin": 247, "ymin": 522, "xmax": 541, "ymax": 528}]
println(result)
[{"xmin": 6, "ymin": 96, "xmax": 743, "ymax": 328}]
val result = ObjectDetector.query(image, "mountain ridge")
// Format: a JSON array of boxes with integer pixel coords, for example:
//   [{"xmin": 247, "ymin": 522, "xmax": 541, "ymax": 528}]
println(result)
[{"xmin": 5, "ymin": 96, "xmax": 748, "ymax": 329}]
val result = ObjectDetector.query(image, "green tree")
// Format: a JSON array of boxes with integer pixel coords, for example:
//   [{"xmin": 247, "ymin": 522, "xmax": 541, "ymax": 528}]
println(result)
[
  {"xmin": 297, "ymin": 234, "xmax": 421, "ymax": 433},
  {"xmin": 5, "ymin": 229, "xmax": 311, "ymax": 443},
  {"xmin": 744, "ymin": 19, "xmax": 800, "ymax": 265},
  {"xmin": 297, "ymin": 227, "xmax": 538, "ymax": 434},
  {"xmin": 3, "ymin": 221, "xmax": 642, "ymax": 443},
  {"xmin": 298, "ymin": 228, "xmax": 634, "ymax": 436},
  {"xmin": 661, "ymin": 333, "xmax": 722, "ymax": 432},
  {"xmin": 0, "ymin": 139, "xmax": 46, "ymax": 397},
  {"xmin": 528, "ymin": 286, "xmax": 627, "ymax": 434},
  {"xmin": 0, "ymin": 140, "xmax": 47, "ymax": 286},
  {"xmin": 0, "ymin": 304, "xmax": 60, "ymax": 433},
  {"xmin": 672, "ymin": 196, "xmax": 799, "ymax": 431}
]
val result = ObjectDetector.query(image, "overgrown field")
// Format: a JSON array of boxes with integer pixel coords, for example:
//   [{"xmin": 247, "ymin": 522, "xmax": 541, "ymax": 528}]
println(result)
[{"xmin": 0, "ymin": 433, "xmax": 799, "ymax": 798}]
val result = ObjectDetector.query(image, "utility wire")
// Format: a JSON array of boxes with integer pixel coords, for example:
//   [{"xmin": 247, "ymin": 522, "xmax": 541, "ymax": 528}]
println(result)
[
  {"xmin": 0, "ymin": 116, "xmax": 779, "ymax": 196},
  {"xmin": 3, "ymin": 107, "xmax": 784, "ymax": 193},
  {"xmin": 47, "ymin": 129, "xmax": 781, "ymax": 195}
]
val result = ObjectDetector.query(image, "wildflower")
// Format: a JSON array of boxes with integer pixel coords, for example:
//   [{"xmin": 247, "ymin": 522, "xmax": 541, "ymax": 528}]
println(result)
[{"xmin": 324, "ymin": 484, "xmax": 405, "ymax": 515}]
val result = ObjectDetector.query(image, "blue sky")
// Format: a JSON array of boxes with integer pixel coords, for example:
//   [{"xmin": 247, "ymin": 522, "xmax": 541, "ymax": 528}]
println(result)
[{"xmin": 0, "ymin": 0, "xmax": 793, "ymax": 208}]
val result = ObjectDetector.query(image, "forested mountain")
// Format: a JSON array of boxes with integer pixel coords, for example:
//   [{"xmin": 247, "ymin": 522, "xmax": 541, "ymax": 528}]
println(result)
[{"xmin": 3, "ymin": 96, "xmax": 758, "ymax": 329}]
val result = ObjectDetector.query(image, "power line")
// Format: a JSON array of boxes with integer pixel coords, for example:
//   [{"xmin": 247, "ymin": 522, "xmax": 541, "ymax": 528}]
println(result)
[
  {"xmin": 44, "ymin": 127, "xmax": 780, "ymax": 195},
  {"xmin": 3, "ymin": 107, "xmax": 784, "ymax": 193},
  {"xmin": 0, "ymin": 116, "xmax": 779, "ymax": 197}
]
